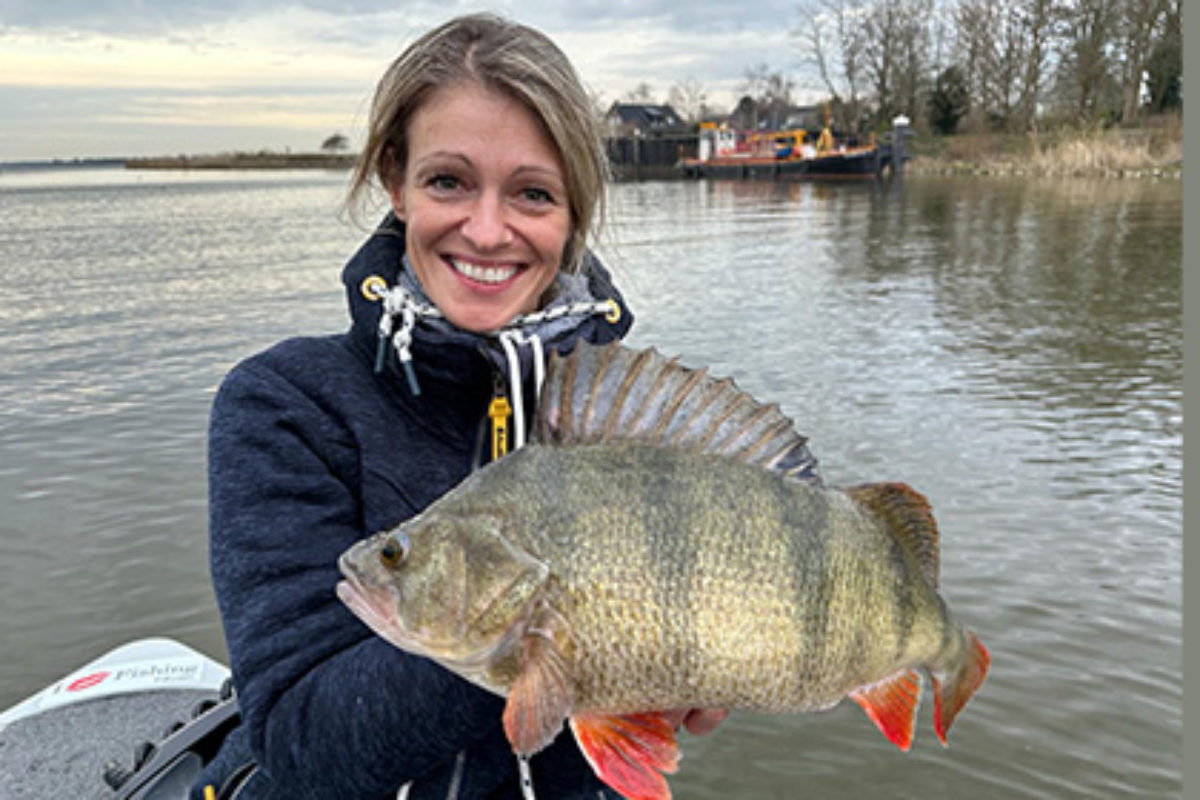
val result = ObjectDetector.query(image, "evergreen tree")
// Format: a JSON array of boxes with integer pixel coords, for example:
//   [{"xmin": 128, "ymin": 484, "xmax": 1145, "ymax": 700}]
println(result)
[{"xmin": 928, "ymin": 65, "xmax": 970, "ymax": 134}]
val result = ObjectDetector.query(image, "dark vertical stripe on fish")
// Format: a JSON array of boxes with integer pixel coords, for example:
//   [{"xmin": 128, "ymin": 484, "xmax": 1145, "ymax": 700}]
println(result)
[
  {"xmin": 887, "ymin": 525, "xmax": 916, "ymax": 664},
  {"xmin": 642, "ymin": 449, "xmax": 698, "ymax": 696},
  {"xmin": 782, "ymin": 480, "xmax": 828, "ymax": 687},
  {"xmin": 938, "ymin": 595, "xmax": 954, "ymax": 658}
]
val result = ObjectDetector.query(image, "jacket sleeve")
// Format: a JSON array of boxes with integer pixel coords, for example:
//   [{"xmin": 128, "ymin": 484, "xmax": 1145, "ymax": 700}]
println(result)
[{"xmin": 207, "ymin": 356, "xmax": 504, "ymax": 799}]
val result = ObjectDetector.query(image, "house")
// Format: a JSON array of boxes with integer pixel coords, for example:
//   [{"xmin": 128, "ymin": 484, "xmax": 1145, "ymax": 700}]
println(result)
[
  {"xmin": 604, "ymin": 103, "xmax": 689, "ymax": 137},
  {"xmin": 727, "ymin": 97, "xmax": 823, "ymax": 132}
]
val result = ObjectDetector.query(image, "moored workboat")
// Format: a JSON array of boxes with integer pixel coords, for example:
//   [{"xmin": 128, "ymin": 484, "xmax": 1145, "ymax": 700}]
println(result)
[{"xmin": 679, "ymin": 125, "xmax": 889, "ymax": 180}]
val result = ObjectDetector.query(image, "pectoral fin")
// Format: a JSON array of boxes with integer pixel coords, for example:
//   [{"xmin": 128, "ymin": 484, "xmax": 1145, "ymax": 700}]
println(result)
[
  {"xmin": 502, "ymin": 604, "xmax": 574, "ymax": 756},
  {"xmin": 570, "ymin": 712, "xmax": 680, "ymax": 800},
  {"xmin": 849, "ymin": 668, "xmax": 921, "ymax": 751}
]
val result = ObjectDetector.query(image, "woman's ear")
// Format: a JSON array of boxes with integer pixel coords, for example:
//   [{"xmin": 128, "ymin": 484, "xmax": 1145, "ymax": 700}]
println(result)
[
  {"xmin": 388, "ymin": 179, "xmax": 407, "ymax": 221},
  {"xmin": 382, "ymin": 144, "xmax": 406, "ymax": 221}
]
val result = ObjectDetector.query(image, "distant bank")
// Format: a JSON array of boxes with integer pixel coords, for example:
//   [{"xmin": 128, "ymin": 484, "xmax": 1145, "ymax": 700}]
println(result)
[
  {"xmin": 118, "ymin": 120, "xmax": 1181, "ymax": 180},
  {"xmin": 125, "ymin": 152, "xmax": 356, "ymax": 170}
]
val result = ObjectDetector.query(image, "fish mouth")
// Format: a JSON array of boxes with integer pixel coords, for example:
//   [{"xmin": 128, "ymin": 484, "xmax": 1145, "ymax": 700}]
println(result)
[
  {"xmin": 336, "ymin": 578, "xmax": 393, "ymax": 636},
  {"xmin": 335, "ymin": 576, "xmax": 432, "ymax": 656},
  {"xmin": 335, "ymin": 571, "xmax": 530, "ymax": 673}
]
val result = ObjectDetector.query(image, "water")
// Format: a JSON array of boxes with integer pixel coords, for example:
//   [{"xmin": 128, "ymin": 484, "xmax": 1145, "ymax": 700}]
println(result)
[{"xmin": 0, "ymin": 166, "xmax": 1181, "ymax": 798}]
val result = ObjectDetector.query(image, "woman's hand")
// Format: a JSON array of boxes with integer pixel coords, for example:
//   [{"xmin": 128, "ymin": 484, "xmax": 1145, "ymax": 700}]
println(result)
[{"xmin": 662, "ymin": 708, "xmax": 729, "ymax": 736}]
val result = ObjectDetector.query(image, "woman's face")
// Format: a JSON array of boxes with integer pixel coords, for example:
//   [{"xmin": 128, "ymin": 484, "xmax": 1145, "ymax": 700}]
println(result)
[{"xmin": 388, "ymin": 81, "xmax": 572, "ymax": 333}]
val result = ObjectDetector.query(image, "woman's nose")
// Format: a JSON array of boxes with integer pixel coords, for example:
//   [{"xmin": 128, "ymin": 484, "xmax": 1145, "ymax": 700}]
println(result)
[{"xmin": 460, "ymin": 194, "xmax": 513, "ymax": 250}]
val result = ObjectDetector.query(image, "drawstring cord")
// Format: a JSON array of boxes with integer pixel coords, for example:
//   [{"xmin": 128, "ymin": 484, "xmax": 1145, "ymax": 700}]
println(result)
[
  {"xmin": 363, "ymin": 272, "xmax": 618, "ymax": 436},
  {"xmin": 364, "ymin": 276, "xmax": 443, "ymax": 396},
  {"xmin": 498, "ymin": 329, "xmax": 546, "ymax": 450}
]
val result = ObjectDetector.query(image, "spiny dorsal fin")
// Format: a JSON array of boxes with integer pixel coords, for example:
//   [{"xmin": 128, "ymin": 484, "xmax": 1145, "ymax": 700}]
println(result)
[
  {"xmin": 845, "ymin": 482, "xmax": 940, "ymax": 587},
  {"xmin": 538, "ymin": 342, "xmax": 819, "ymax": 482}
]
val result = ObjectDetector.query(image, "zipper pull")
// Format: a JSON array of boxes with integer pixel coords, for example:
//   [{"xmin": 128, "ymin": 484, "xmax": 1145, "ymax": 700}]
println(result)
[{"xmin": 488, "ymin": 379, "xmax": 512, "ymax": 461}]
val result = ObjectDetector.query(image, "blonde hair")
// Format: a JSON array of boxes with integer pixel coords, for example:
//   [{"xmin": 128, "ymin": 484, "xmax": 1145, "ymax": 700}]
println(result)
[{"xmin": 347, "ymin": 13, "xmax": 608, "ymax": 274}]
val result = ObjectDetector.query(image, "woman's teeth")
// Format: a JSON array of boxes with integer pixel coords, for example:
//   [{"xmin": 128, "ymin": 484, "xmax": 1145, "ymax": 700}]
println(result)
[{"xmin": 450, "ymin": 258, "xmax": 518, "ymax": 284}]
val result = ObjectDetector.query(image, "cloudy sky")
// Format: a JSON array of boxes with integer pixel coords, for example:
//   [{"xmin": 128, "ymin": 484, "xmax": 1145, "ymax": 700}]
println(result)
[{"xmin": 0, "ymin": 0, "xmax": 820, "ymax": 161}]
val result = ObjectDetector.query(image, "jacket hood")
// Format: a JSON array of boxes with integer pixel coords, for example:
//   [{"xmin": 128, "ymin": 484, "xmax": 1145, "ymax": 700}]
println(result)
[{"xmin": 340, "ymin": 213, "xmax": 634, "ymax": 402}]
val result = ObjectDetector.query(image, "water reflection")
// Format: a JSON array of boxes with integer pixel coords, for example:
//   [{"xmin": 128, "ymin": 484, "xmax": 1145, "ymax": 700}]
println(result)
[
  {"xmin": 610, "ymin": 175, "xmax": 1180, "ymax": 798},
  {"xmin": 0, "ymin": 170, "xmax": 1181, "ymax": 798}
]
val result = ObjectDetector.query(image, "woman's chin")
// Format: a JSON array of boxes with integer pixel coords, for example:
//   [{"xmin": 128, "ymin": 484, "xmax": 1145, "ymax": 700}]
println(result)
[{"xmin": 442, "ymin": 303, "xmax": 525, "ymax": 334}]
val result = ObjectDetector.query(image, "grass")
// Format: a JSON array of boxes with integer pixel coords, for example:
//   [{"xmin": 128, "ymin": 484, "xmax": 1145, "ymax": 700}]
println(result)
[{"xmin": 907, "ymin": 114, "xmax": 1182, "ymax": 179}]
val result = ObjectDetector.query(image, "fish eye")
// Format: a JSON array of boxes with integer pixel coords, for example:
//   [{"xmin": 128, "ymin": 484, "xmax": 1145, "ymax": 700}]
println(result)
[{"xmin": 379, "ymin": 531, "xmax": 410, "ymax": 569}]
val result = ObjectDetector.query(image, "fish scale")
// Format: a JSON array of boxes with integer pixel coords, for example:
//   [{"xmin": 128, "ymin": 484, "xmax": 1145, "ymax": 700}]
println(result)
[
  {"xmin": 463, "ymin": 442, "xmax": 948, "ymax": 714},
  {"xmin": 338, "ymin": 342, "xmax": 990, "ymax": 800}
]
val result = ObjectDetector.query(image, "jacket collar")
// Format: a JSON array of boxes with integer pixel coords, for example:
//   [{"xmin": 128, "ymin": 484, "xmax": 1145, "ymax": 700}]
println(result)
[{"xmin": 340, "ymin": 213, "xmax": 634, "ymax": 398}]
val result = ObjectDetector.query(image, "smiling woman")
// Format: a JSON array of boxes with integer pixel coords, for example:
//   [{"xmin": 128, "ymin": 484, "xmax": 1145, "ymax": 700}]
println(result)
[
  {"xmin": 386, "ymin": 83, "xmax": 572, "ymax": 332},
  {"xmin": 191, "ymin": 11, "xmax": 730, "ymax": 800},
  {"xmin": 346, "ymin": 10, "xmax": 611, "ymax": 282}
]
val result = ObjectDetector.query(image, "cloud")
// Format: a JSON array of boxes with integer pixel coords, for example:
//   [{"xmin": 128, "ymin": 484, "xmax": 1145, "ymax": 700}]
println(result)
[
  {"xmin": 0, "ymin": 9, "xmax": 389, "ymax": 90},
  {"xmin": 0, "ymin": 0, "xmax": 253, "ymax": 36},
  {"xmin": 0, "ymin": 1, "xmax": 816, "ymax": 159},
  {"xmin": 1, "ymin": 0, "xmax": 801, "ymax": 37}
]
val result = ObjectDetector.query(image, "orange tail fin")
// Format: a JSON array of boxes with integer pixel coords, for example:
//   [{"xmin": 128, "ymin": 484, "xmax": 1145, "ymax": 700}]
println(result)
[
  {"xmin": 569, "ymin": 712, "xmax": 679, "ymax": 800},
  {"xmin": 932, "ymin": 628, "xmax": 990, "ymax": 746}
]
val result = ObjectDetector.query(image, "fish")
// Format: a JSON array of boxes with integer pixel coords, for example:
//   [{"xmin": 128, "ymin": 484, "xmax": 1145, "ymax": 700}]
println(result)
[{"xmin": 337, "ymin": 342, "xmax": 990, "ymax": 800}]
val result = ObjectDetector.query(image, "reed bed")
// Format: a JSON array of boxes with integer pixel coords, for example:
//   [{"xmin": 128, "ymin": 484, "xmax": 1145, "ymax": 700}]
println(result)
[{"xmin": 909, "ymin": 116, "xmax": 1182, "ymax": 179}]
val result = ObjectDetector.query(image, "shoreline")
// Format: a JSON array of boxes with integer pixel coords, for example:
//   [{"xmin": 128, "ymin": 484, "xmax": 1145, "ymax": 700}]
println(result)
[
  {"xmin": 119, "ymin": 122, "xmax": 1182, "ymax": 181},
  {"xmin": 125, "ymin": 152, "xmax": 356, "ymax": 170},
  {"xmin": 904, "ymin": 122, "xmax": 1183, "ymax": 181},
  {"xmin": 904, "ymin": 157, "xmax": 1182, "ymax": 180}
]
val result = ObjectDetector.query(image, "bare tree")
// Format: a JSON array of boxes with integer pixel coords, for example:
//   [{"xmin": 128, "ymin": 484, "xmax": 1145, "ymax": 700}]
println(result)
[
  {"xmin": 587, "ymin": 88, "xmax": 609, "ymax": 123},
  {"xmin": 1015, "ymin": 0, "xmax": 1056, "ymax": 131},
  {"xmin": 667, "ymin": 77, "xmax": 710, "ymax": 122},
  {"xmin": 799, "ymin": 0, "xmax": 1181, "ymax": 133},
  {"xmin": 793, "ymin": 0, "xmax": 868, "ymax": 129},
  {"xmin": 741, "ymin": 63, "xmax": 772, "ymax": 123},
  {"xmin": 895, "ymin": 0, "xmax": 935, "ymax": 123},
  {"xmin": 1115, "ymin": 0, "xmax": 1170, "ymax": 123},
  {"xmin": 953, "ymin": 0, "xmax": 1045, "ymax": 131},
  {"xmin": 1054, "ymin": 0, "xmax": 1121, "ymax": 120},
  {"xmin": 763, "ymin": 71, "xmax": 797, "ymax": 128},
  {"xmin": 624, "ymin": 83, "xmax": 657, "ymax": 103},
  {"xmin": 952, "ymin": 0, "xmax": 990, "ymax": 129},
  {"xmin": 860, "ymin": 0, "xmax": 933, "ymax": 125},
  {"xmin": 1144, "ymin": 0, "xmax": 1182, "ymax": 112},
  {"xmin": 797, "ymin": 0, "xmax": 937, "ymax": 130},
  {"xmin": 861, "ymin": 0, "xmax": 899, "ymax": 121},
  {"xmin": 739, "ymin": 63, "xmax": 795, "ymax": 128}
]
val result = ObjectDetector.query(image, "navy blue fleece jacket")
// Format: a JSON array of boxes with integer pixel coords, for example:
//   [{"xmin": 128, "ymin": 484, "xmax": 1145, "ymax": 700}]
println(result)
[{"xmin": 196, "ymin": 214, "xmax": 632, "ymax": 799}]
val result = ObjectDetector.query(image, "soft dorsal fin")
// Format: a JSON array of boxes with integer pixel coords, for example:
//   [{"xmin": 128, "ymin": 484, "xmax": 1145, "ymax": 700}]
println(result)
[
  {"xmin": 845, "ymin": 482, "xmax": 940, "ymax": 587},
  {"xmin": 537, "ymin": 342, "xmax": 819, "ymax": 482}
]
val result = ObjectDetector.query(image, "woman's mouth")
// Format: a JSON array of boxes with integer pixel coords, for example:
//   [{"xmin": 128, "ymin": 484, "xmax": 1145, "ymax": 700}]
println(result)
[{"xmin": 447, "ymin": 257, "xmax": 520, "ymax": 286}]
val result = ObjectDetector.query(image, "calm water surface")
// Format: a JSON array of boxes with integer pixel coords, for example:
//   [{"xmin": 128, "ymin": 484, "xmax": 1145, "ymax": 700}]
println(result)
[{"xmin": 0, "ymin": 166, "xmax": 1181, "ymax": 798}]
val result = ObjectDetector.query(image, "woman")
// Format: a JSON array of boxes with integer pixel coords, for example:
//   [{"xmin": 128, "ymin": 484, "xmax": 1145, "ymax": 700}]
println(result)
[{"xmin": 195, "ymin": 13, "xmax": 723, "ymax": 800}]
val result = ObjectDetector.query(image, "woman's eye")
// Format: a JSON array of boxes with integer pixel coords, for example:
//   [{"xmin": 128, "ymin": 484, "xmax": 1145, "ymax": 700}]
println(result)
[
  {"xmin": 519, "ymin": 187, "xmax": 554, "ymax": 205},
  {"xmin": 426, "ymin": 174, "xmax": 461, "ymax": 192}
]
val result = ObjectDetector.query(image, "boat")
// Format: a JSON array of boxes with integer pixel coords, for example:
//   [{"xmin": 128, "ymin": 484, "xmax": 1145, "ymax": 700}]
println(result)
[
  {"xmin": 0, "ymin": 639, "xmax": 238, "ymax": 799},
  {"xmin": 678, "ymin": 121, "xmax": 899, "ymax": 181}
]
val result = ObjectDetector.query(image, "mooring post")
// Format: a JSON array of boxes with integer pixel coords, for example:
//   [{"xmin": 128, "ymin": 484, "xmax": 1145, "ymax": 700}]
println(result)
[{"xmin": 891, "ymin": 115, "xmax": 910, "ymax": 176}]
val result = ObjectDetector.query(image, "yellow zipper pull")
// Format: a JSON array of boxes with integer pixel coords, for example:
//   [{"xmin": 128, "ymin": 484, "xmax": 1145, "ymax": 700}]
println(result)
[{"xmin": 489, "ymin": 394, "xmax": 512, "ymax": 461}]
